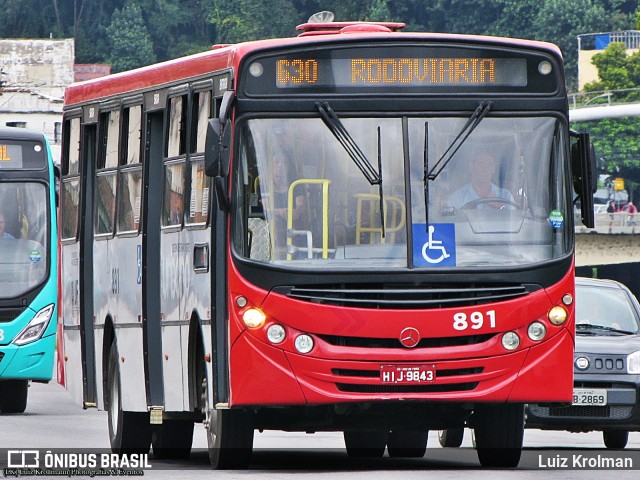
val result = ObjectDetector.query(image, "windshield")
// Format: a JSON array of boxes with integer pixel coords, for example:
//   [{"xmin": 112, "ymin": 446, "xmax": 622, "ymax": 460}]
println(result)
[
  {"xmin": 0, "ymin": 182, "xmax": 49, "ymax": 297},
  {"xmin": 576, "ymin": 284, "xmax": 640, "ymax": 334},
  {"xmin": 233, "ymin": 116, "xmax": 570, "ymax": 269}
]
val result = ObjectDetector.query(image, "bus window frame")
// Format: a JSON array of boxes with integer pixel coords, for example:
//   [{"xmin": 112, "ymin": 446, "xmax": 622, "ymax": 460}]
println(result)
[
  {"xmin": 60, "ymin": 113, "xmax": 83, "ymax": 244},
  {"xmin": 116, "ymin": 100, "xmax": 144, "ymax": 238},
  {"xmin": 184, "ymin": 85, "xmax": 215, "ymax": 230}
]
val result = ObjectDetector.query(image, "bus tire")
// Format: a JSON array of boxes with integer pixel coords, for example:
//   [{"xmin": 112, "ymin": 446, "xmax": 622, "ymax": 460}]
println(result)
[
  {"xmin": 603, "ymin": 430, "xmax": 628, "ymax": 449},
  {"xmin": 474, "ymin": 403, "xmax": 524, "ymax": 468},
  {"xmin": 387, "ymin": 430, "xmax": 428, "ymax": 457},
  {"xmin": 106, "ymin": 342, "xmax": 151, "ymax": 454},
  {"xmin": 152, "ymin": 419, "xmax": 194, "ymax": 459},
  {"xmin": 343, "ymin": 431, "xmax": 388, "ymax": 457},
  {"xmin": 438, "ymin": 428, "xmax": 464, "ymax": 448},
  {"xmin": 0, "ymin": 380, "xmax": 28, "ymax": 413},
  {"xmin": 202, "ymin": 377, "xmax": 254, "ymax": 469}
]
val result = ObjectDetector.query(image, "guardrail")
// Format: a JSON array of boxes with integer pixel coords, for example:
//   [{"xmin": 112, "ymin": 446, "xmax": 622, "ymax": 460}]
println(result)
[{"xmin": 576, "ymin": 211, "xmax": 639, "ymax": 234}]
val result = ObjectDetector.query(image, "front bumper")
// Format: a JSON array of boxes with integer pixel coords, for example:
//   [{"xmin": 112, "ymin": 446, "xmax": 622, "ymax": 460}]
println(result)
[
  {"xmin": 526, "ymin": 374, "xmax": 640, "ymax": 432},
  {"xmin": 0, "ymin": 333, "xmax": 56, "ymax": 381}
]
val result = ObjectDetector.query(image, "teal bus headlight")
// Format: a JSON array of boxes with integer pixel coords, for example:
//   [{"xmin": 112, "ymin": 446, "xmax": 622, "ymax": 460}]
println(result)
[{"xmin": 12, "ymin": 304, "xmax": 55, "ymax": 346}]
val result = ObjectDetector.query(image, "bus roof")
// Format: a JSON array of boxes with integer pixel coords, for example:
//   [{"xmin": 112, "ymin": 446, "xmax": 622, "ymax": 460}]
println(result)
[
  {"xmin": 0, "ymin": 126, "xmax": 46, "ymax": 142},
  {"xmin": 64, "ymin": 29, "xmax": 562, "ymax": 107}
]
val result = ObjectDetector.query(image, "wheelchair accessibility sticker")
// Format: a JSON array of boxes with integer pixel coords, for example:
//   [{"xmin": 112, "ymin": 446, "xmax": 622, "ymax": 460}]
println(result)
[{"xmin": 412, "ymin": 223, "xmax": 456, "ymax": 267}]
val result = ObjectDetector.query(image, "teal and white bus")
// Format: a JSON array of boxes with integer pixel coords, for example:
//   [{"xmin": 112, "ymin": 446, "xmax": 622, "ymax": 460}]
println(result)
[{"xmin": 0, "ymin": 126, "xmax": 58, "ymax": 413}]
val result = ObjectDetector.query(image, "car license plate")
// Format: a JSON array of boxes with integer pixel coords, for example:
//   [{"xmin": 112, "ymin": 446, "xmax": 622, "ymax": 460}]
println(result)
[
  {"xmin": 380, "ymin": 364, "xmax": 436, "ymax": 384},
  {"xmin": 572, "ymin": 388, "xmax": 608, "ymax": 406}
]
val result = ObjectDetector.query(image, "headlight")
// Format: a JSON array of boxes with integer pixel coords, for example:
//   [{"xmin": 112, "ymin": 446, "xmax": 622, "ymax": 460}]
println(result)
[
  {"xmin": 527, "ymin": 321, "xmax": 547, "ymax": 341},
  {"xmin": 13, "ymin": 304, "xmax": 55, "ymax": 346},
  {"xmin": 501, "ymin": 331, "xmax": 520, "ymax": 351},
  {"xmin": 627, "ymin": 350, "xmax": 640, "ymax": 374},
  {"xmin": 548, "ymin": 306, "xmax": 568, "ymax": 325},
  {"xmin": 242, "ymin": 308, "xmax": 266, "ymax": 328},
  {"xmin": 266, "ymin": 324, "xmax": 286, "ymax": 344},
  {"xmin": 294, "ymin": 334, "xmax": 314, "ymax": 354}
]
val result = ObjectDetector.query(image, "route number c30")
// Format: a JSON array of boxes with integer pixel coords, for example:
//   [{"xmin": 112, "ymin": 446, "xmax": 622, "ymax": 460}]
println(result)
[
  {"xmin": 0, "ymin": 329, "xmax": 4, "ymax": 341},
  {"xmin": 453, "ymin": 310, "xmax": 496, "ymax": 331}
]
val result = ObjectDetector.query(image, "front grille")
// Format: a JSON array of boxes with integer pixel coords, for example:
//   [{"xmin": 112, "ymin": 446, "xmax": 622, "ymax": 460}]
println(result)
[
  {"xmin": 319, "ymin": 333, "xmax": 494, "ymax": 349},
  {"xmin": 0, "ymin": 308, "xmax": 25, "ymax": 323},
  {"xmin": 337, "ymin": 382, "xmax": 478, "ymax": 394},
  {"xmin": 529, "ymin": 404, "xmax": 634, "ymax": 420},
  {"xmin": 574, "ymin": 354, "xmax": 627, "ymax": 373},
  {"xmin": 273, "ymin": 282, "xmax": 534, "ymax": 309}
]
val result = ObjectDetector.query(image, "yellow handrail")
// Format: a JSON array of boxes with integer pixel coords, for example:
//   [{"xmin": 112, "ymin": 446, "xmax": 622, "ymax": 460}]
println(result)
[
  {"xmin": 287, "ymin": 178, "xmax": 331, "ymax": 260},
  {"xmin": 355, "ymin": 194, "xmax": 406, "ymax": 244}
]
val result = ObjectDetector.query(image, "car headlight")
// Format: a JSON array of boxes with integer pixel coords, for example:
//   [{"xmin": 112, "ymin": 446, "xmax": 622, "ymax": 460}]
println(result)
[
  {"xmin": 627, "ymin": 350, "xmax": 640, "ymax": 374},
  {"xmin": 12, "ymin": 304, "xmax": 55, "ymax": 346}
]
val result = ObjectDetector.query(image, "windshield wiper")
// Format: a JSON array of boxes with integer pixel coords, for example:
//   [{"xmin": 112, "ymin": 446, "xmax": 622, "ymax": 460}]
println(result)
[
  {"xmin": 427, "ymin": 100, "xmax": 492, "ymax": 181},
  {"xmin": 316, "ymin": 101, "xmax": 385, "ymax": 237},
  {"xmin": 576, "ymin": 323, "xmax": 635, "ymax": 335},
  {"xmin": 316, "ymin": 102, "xmax": 381, "ymax": 185}
]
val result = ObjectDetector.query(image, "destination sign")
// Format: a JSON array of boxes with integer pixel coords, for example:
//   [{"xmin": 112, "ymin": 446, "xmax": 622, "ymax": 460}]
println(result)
[
  {"xmin": 0, "ymin": 141, "xmax": 46, "ymax": 169},
  {"xmin": 242, "ymin": 44, "xmax": 559, "ymax": 95},
  {"xmin": 276, "ymin": 57, "xmax": 525, "ymax": 88}
]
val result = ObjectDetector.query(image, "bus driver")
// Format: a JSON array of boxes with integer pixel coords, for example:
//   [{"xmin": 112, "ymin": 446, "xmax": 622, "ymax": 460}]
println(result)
[{"xmin": 447, "ymin": 153, "xmax": 514, "ymax": 209}]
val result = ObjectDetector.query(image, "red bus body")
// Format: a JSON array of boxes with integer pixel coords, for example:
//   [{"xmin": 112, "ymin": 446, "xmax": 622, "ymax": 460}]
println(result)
[{"xmin": 59, "ymin": 21, "xmax": 591, "ymax": 468}]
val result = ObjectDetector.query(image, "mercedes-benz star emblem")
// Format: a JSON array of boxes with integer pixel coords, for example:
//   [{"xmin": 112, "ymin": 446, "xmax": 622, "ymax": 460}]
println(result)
[{"xmin": 399, "ymin": 327, "xmax": 421, "ymax": 348}]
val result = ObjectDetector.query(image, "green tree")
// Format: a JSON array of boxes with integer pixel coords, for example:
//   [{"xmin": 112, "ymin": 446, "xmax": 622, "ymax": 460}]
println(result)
[
  {"xmin": 106, "ymin": 3, "xmax": 156, "ymax": 72},
  {"xmin": 209, "ymin": 0, "xmax": 299, "ymax": 44}
]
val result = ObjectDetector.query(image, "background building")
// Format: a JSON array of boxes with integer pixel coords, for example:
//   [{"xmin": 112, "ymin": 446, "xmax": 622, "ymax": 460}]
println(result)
[
  {"xmin": 0, "ymin": 38, "xmax": 74, "ymax": 163},
  {"xmin": 577, "ymin": 30, "xmax": 640, "ymax": 90}
]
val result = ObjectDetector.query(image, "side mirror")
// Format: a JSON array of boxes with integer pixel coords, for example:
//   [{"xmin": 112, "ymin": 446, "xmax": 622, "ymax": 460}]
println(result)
[
  {"xmin": 204, "ymin": 119, "xmax": 222, "ymax": 177},
  {"xmin": 571, "ymin": 131, "xmax": 596, "ymax": 228},
  {"xmin": 53, "ymin": 164, "xmax": 61, "ymax": 208}
]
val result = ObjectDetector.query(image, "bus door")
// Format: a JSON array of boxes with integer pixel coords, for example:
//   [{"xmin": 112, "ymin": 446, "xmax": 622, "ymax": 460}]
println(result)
[
  {"xmin": 60, "ymin": 106, "xmax": 99, "ymax": 407},
  {"xmin": 80, "ymin": 110, "xmax": 98, "ymax": 407},
  {"xmin": 160, "ymin": 90, "xmax": 189, "ymax": 412},
  {"xmin": 141, "ymin": 92, "xmax": 166, "ymax": 410}
]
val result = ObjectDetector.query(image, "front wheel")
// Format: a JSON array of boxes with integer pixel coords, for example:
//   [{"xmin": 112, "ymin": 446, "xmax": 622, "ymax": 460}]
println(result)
[
  {"xmin": 603, "ymin": 430, "xmax": 628, "ymax": 449},
  {"xmin": 0, "ymin": 380, "xmax": 28, "ymax": 413},
  {"xmin": 202, "ymin": 377, "xmax": 254, "ymax": 469},
  {"xmin": 105, "ymin": 342, "xmax": 151, "ymax": 454},
  {"xmin": 343, "ymin": 431, "xmax": 388, "ymax": 457},
  {"xmin": 438, "ymin": 428, "xmax": 464, "ymax": 448},
  {"xmin": 152, "ymin": 419, "xmax": 194, "ymax": 459},
  {"xmin": 387, "ymin": 430, "xmax": 428, "ymax": 457},
  {"xmin": 474, "ymin": 403, "xmax": 524, "ymax": 468}
]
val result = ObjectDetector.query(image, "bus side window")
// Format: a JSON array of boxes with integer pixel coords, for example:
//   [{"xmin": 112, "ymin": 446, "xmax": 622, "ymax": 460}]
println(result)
[
  {"xmin": 118, "ymin": 105, "xmax": 142, "ymax": 234},
  {"xmin": 163, "ymin": 95, "xmax": 187, "ymax": 228},
  {"xmin": 61, "ymin": 117, "xmax": 81, "ymax": 241},
  {"xmin": 94, "ymin": 110, "xmax": 119, "ymax": 236}
]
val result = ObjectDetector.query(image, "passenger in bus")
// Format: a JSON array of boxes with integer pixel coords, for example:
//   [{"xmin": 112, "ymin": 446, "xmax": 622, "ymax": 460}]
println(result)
[
  {"xmin": 447, "ymin": 153, "xmax": 515, "ymax": 209},
  {"xmin": 263, "ymin": 153, "xmax": 309, "ymax": 258},
  {"xmin": 0, "ymin": 212, "xmax": 15, "ymax": 239}
]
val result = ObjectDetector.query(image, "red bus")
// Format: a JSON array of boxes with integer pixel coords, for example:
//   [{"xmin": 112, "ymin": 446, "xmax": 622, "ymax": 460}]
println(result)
[{"xmin": 59, "ymin": 17, "xmax": 596, "ymax": 468}]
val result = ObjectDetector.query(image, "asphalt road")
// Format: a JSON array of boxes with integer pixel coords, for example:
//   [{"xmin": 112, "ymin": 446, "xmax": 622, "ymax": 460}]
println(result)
[{"xmin": 1, "ymin": 381, "xmax": 640, "ymax": 479}]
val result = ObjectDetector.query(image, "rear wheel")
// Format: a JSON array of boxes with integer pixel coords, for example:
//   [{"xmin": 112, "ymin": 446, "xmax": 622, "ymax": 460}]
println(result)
[
  {"xmin": 152, "ymin": 419, "xmax": 194, "ymax": 459},
  {"xmin": 387, "ymin": 430, "xmax": 428, "ymax": 457},
  {"xmin": 438, "ymin": 428, "xmax": 464, "ymax": 448},
  {"xmin": 343, "ymin": 431, "xmax": 388, "ymax": 457},
  {"xmin": 0, "ymin": 380, "xmax": 28, "ymax": 414},
  {"xmin": 202, "ymin": 376, "xmax": 254, "ymax": 469},
  {"xmin": 106, "ymin": 342, "xmax": 151, "ymax": 454},
  {"xmin": 603, "ymin": 430, "xmax": 628, "ymax": 449},
  {"xmin": 474, "ymin": 403, "xmax": 524, "ymax": 468}
]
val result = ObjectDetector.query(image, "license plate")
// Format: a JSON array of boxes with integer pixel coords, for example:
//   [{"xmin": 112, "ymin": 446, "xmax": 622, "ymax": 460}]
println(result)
[
  {"xmin": 380, "ymin": 364, "xmax": 436, "ymax": 384},
  {"xmin": 572, "ymin": 388, "xmax": 608, "ymax": 406}
]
